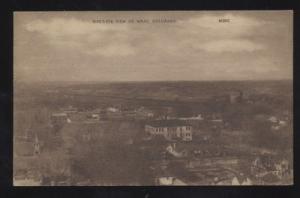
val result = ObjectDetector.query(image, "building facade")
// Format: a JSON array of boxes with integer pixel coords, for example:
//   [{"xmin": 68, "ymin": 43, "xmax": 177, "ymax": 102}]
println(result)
[{"xmin": 145, "ymin": 120, "xmax": 192, "ymax": 141}]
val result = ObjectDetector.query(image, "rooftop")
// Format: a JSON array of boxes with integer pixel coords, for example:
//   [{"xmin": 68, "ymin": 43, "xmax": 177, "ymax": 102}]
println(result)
[
  {"xmin": 52, "ymin": 113, "xmax": 67, "ymax": 117},
  {"xmin": 146, "ymin": 119, "xmax": 191, "ymax": 127}
]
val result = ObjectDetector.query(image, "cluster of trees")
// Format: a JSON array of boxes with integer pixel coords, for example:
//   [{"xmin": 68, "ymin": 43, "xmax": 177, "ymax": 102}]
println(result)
[
  {"xmin": 14, "ymin": 108, "xmax": 50, "ymax": 136},
  {"xmin": 250, "ymin": 120, "xmax": 292, "ymax": 152},
  {"xmin": 38, "ymin": 150, "xmax": 71, "ymax": 184},
  {"xmin": 70, "ymin": 138, "xmax": 152, "ymax": 185},
  {"xmin": 67, "ymin": 121, "xmax": 153, "ymax": 185},
  {"xmin": 220, "ymin": 101, "xmax": 292, "ymax": 152}
]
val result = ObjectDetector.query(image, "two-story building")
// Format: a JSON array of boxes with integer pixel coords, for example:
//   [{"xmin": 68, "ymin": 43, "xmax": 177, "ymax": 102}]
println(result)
[{"xmin": 145, "ymin": 120, "xmax": 192, "ymax": 141}]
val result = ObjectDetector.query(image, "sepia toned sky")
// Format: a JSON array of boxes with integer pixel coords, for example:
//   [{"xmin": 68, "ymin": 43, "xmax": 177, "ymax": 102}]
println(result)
[{"xmin": 14, "ymin": 11, "xmax": 293, "ymax": 82}]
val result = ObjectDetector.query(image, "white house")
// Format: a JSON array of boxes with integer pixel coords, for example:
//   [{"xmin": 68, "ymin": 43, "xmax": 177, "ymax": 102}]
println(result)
[
  {"xmin": 107, "ymin": 107, "xmax": 119, "ymax": 113},
  {"xmin": 156, "ymin": 177, "xmax": 186, "ymax": 185}
]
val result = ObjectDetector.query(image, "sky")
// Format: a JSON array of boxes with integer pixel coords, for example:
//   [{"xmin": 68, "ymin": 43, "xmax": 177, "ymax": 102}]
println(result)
[{"xmin": 14, "ymin": 11, "xmax": 293, "ymax": 82}]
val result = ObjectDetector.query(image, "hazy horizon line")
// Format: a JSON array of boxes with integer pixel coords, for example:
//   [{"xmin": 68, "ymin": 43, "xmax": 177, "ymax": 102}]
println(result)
[{"xmin": 15, "ymin": 79, "xmax": 293, "ymax": 84}]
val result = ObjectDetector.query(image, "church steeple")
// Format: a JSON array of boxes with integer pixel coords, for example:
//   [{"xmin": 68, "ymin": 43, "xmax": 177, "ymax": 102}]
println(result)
[{"xmin": 34, "ymin": 133, "xmax": 40, "ymax": 155}]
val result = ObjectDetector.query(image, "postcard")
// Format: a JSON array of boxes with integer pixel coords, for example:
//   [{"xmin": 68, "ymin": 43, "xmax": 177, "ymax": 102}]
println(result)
[{"xmin": 13, "ymin": 11, "xmax": 293, "ymax": 186}]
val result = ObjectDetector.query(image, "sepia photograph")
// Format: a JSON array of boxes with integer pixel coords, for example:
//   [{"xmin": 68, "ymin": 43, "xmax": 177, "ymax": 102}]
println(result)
[{"xmin": 13, "ymin": 11, "xmax": 293, "ymax": 186}]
